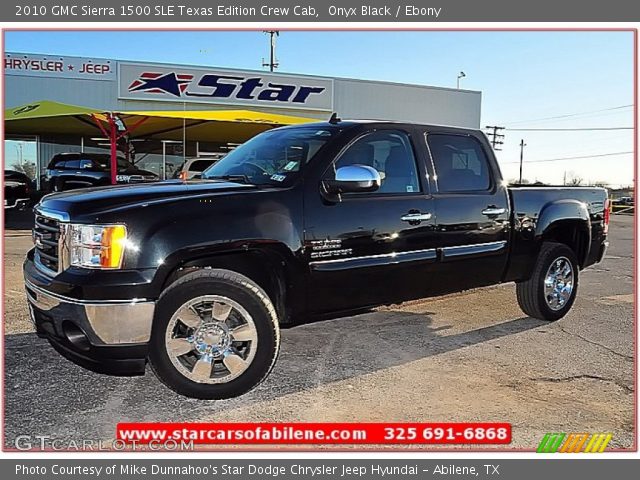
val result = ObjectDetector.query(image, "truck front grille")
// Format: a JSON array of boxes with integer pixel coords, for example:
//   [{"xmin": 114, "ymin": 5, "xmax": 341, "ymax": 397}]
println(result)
[{"xmin": 33, "ymin": 214, "xmax": 61, "ymax": 273}]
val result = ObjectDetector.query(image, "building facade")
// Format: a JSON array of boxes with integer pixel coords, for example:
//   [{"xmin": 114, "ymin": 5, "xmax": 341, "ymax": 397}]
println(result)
[{"xmin": 4, "ymin": 51, "xmax": 482, "ymax": 188}]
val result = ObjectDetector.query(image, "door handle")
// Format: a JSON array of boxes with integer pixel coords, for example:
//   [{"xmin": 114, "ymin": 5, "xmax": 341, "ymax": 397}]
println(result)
[
  {"xmin": 401, "ymin": 212, "xmax": 432, "ymax": 222},
  {"xmin": 482, "ymin": 207, "xmax": 506, "ymax": 216}
]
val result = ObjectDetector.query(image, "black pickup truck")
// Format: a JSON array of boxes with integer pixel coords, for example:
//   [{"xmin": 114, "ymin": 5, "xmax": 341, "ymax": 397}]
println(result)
[
  {"xmin": 24, "ymin": 120, "xmax": 609, "ymax": 399},
  {"xmin": 44, "ymin": 153, "xmax": 158, "ymax": 192}
]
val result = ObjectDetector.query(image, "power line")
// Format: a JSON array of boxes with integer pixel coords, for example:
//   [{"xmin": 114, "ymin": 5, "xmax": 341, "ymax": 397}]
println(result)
[
  {"xmin": 504, "ymin": 104, "xmax": 633, "ymax": 126},
  {"xmin": 502, "ymin": 151, "xmax": 633, "ymax": 164},
  {"xmin": 506, "ymin": 127, "xmax": 632, "ymax": 132}
]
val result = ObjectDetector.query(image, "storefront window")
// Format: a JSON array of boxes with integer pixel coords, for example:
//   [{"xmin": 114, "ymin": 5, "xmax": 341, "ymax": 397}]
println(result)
[{"xmin": 4, "ymin": 136, "xmax": 38, "ymax": 183}]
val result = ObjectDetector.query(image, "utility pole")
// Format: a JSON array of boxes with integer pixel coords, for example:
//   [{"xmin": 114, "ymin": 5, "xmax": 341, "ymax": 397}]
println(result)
[
  {"xmin": 484, "ymin": 125, "xmax": 505, "ymax": 151},
  {"xmin": 262, "ymin": 30, "xmax": 279, "ymax": 72},
  {"xmin": 519, "ymin": 139, "xmax": 527, "ymax": 184}
]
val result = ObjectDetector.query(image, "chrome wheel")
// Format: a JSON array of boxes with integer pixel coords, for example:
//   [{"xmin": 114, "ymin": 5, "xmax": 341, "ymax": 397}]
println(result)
[
  {"xmin": 543, "ymin": 256, "xmax": 574, "ymax": 311},
  {"xmin": 165, "ymin": 295, "xmax": 258, "ymax": 384}
]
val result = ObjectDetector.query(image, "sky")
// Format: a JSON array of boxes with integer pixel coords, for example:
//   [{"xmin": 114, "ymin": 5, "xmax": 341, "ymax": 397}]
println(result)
[{"xmin": 4, "ymin": 30, "xmax": 635, "ymax": 187}]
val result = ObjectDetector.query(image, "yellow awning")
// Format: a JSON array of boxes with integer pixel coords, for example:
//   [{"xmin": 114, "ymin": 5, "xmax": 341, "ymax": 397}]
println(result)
[
  {"xmin": 5, "ymin": 101, "xmax": 318, "ymax": 142},
  {"xmin": 4, "ymin": 100, "xmax": 107, "ymax": 136},
  {"xmin": 123, "ymin": 109, "xmax": 316, "ymax": 125},
  {"xmin": 5, "ymin": 100, "xmax": 101, "ymax": 120},
  {"xmin": 117, "ymin": 109, "xmax": 317, "ymax": 143}
]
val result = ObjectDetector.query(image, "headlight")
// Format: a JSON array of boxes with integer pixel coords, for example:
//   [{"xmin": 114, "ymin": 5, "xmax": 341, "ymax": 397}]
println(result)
[{"xmin": 68, "ymin": 224, "xmax": 127, "ymax": 269}]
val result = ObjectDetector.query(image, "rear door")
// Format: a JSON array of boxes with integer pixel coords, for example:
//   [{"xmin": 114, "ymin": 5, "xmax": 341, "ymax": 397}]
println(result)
[
  {"xmin": 425, "ymin": 131, "xmax": 510, "ymax": 292},
  {"xmin": 304, "ymin": 127, "xmax": 439, "ymax": 314}
]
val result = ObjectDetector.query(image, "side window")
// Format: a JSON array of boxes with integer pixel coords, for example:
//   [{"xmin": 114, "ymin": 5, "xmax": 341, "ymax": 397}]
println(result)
[
  {"xmin": 64, "ymin": 160, "xmax": 80, "ymax": 170},
  {"xmin": 334, "ymin": 131, "xmax": 420, "ymax": 194},
  {"xmin": 428, "ymin": 134, "xmax": 491, "ymax": 192},
  {"xmin": 52, "ymin": 160, "xmax": 66, "ymax": 169},
  {"xmin": 79, "ymin": 159, "xmax": 94, "ymax": 170}
]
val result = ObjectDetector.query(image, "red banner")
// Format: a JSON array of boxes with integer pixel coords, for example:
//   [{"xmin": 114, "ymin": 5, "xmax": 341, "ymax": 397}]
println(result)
[{"xmin": 116, "ymin": 422, "xmax": 511, "ymax": 445}]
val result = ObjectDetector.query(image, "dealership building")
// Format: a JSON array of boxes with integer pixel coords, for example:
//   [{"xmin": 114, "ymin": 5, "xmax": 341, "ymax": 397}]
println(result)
[{"xmin": 4, "ymin": 52, "xmax": 482, "ymax": 190}]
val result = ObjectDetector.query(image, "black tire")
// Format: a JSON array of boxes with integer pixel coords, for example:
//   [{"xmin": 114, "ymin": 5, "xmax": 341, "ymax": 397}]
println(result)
[
  {"xmin": 148, "ymin": 269, "xmax": 280, "ymax": 399},
  {"xmin": 516, "ymin": 242, "xmax": 579, "ymax": 321}
]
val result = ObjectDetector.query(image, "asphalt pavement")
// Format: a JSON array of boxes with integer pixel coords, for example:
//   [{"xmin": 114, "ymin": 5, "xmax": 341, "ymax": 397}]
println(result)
[{"xmin": 2, "ymin": 210, "xmax": 635, "ymax": 450}]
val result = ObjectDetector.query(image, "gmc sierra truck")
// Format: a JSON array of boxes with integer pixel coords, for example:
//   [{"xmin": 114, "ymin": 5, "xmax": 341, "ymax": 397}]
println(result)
[{"xmin": 24, "ymin": 120, "xmax": 609, "ymax": 399}]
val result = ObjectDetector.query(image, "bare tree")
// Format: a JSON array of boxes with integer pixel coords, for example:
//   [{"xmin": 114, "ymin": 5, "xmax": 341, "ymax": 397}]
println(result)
[
  {"xmin": 566, "ymin": 172, "xmax": 583, "ymax": 186},
  {"xmin": 508, "ymin": 178, "xmax": 530, "ymax": 185},
  {"xmin": 13, "ymin": 161, "xmax": 36, "ymax": 180}
]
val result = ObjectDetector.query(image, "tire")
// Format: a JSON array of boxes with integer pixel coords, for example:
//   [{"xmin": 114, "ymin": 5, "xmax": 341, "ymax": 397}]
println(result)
[
  {"xmin": 516, "ymin": 242, "xmax": 579, "ymax": 321},
  {"xmin": 149, "ymin": 269, "xmax": 280, "ymax": 399}
]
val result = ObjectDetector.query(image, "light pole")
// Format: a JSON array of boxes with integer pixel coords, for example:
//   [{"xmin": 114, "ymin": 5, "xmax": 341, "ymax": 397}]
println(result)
[{"xmin": 457, "ymin": 71, "xmax": 466, "ymax": 89}]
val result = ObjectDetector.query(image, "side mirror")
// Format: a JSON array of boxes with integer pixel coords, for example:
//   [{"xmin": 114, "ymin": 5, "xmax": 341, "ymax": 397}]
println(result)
[{"xmin": 324, "ymin": 165, "xmax": 381, "ymax": 194}]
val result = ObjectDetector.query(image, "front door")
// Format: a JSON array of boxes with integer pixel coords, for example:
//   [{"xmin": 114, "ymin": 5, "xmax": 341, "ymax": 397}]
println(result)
[{"xmin": 304, "ymin": 128, "xmax": 438, "ymax": 314}]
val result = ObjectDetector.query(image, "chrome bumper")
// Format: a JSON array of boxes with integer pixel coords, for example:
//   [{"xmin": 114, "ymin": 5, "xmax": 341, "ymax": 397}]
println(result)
[{"xmin": 25, "ymin": 280, "xmax": 154, "ymax": 345}]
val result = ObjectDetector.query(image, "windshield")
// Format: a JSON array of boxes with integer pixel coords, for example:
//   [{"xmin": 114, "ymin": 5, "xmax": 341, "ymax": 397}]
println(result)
[{"xmin": 202, "ymin": 127, "xmax": 337, "ymax": 186}]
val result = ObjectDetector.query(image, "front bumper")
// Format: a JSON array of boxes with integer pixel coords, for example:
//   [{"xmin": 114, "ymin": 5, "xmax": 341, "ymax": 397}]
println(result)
[{"xmin": 25, "ymin": 277, "xmax": 154, "ymax": 376}]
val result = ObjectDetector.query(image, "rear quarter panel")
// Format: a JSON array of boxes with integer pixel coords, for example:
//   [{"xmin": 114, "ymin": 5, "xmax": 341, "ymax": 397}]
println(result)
[{"xmin": 505, "ymin": 186, "xmax": 608, "ymax": 282}]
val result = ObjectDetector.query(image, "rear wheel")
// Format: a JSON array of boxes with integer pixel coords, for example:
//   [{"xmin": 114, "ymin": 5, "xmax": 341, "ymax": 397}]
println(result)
[
  {"xmin": 149, "ymin": 269, "xmax": 280, "ymax": 399},
  {"xmin": 516, "ymin": 242, "xmax": 579, "ymax": 321}
]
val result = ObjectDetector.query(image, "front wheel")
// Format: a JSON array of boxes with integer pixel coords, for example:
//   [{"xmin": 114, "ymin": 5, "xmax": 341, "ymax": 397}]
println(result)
[
  {"xmin": 149, "ymin": 269, "xmax": 280, "ymax": 399},
  {"xmin": 516, "ymin": 242, "xmax": 579, "ymax": 321}
]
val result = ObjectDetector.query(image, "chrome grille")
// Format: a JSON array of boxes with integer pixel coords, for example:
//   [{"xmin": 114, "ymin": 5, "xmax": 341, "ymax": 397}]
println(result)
[{"xmin": 33, "ymin": 214, "xmax": 61, "ymax": 273}]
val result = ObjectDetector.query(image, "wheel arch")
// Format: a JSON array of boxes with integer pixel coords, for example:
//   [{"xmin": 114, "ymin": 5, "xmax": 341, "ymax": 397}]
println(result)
[
  {"xmin": 158, "ymin": 244, "xmax": 300, "ymax": 325},
  {"xmin": 535, "ymin": 200, "xmax": 591, "ymax": 267}
]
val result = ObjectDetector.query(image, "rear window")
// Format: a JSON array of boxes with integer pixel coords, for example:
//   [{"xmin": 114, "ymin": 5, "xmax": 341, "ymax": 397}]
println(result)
[
  {"xmin": 49, "ymin": 156, "xmax": 73, "ymax": 169},
  {"xmin": 189, "ymin": 160, "xmax": 216, "ymax": 172},
  {"xmin": 64, "ymin": 160, "xmax": 80, "ymax": 169}
]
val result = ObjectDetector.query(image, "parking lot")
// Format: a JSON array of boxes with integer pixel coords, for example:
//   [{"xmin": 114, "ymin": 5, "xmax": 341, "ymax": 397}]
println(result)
[{"xmin": 2, "ymin": 211, "xmax": 635, "ymax": 450}]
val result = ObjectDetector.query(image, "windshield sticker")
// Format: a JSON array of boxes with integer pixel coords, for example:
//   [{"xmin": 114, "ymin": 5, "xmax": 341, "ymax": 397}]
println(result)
[
  {"xmin": 283, "ymin": 161, "xmax": 298, "ymax": 171},
  {"xmin": 270, "ymin": 174, "xmax": 287, "ymax": 182}
]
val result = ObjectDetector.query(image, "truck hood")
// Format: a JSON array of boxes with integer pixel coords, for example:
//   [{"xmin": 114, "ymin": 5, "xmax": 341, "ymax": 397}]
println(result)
[{"xmin": 37, "ymin": 179, "xmax": 257, "ymax": 219}]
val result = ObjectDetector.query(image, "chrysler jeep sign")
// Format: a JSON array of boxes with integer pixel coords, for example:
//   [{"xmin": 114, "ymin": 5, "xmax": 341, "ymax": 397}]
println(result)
[{"xmin": 118, "ymin": 63, "xmax": 334, "ymax": 111}]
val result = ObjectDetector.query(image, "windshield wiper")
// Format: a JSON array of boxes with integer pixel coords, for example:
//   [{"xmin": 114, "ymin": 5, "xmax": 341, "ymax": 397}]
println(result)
[{"xmin": 207, "ymin": 174, "xmax": 252, "ymax": 185}]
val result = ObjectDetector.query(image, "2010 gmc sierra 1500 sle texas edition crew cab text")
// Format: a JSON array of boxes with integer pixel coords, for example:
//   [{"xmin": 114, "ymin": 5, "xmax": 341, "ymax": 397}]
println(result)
[{"xmin": 24, "ymin": 120, "xmax": 610, "ymax": 399}]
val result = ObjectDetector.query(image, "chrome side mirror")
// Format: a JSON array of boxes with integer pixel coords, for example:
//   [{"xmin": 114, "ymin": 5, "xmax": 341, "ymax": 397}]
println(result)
[{"xmin": 324, "ymin": 164, "xmax": 381, "ymax": 194}]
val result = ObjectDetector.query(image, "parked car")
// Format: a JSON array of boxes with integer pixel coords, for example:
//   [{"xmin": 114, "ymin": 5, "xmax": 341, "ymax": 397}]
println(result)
[
  {"xmin": 613, "ymin": 196, "xmax": 634, "ymax": 206},
  {"xmin": 172, "ymin": 157, "xmax": 221, "ymax": 180},
  {"xmin": 25, "ymin": 120, "xmax": 609, "ymax": 399},
  {"xmin": 44, "ymin": 153, "xmax": 158, "ymax": 192},
  {"xmin": 4, "ymin": 170, "xmax": 32, "ymax": 210}
]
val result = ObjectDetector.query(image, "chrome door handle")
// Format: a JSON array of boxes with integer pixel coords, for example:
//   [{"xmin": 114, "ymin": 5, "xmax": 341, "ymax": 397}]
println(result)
[
  {"xmin": 401, "ymin": 212, "xmax": 432, "ymax": 222},
  {"xmin": 482, "ymin": 207, "xmax": 506, "ymax": 216}
]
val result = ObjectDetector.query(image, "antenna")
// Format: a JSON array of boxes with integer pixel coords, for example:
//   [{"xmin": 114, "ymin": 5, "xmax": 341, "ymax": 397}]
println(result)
[
  {"xmin": 328, "ymin": 112, "xmax": 341, "ymax": 124},
  {"xmin": 262, "ymin": 30, "xmax": 280, "ymax": 72}
]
